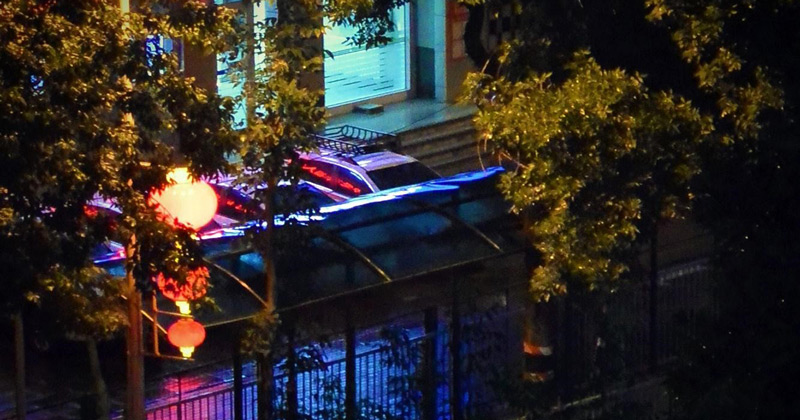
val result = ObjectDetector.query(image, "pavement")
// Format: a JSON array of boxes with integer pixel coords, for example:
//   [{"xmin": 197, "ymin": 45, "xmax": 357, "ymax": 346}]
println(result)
[{"xmin": 327, "ymin": 98, "xmax": 476, "ymax": 134}]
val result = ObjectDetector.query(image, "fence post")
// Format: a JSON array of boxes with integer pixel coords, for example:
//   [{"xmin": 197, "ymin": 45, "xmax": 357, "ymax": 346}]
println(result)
[
  {"xmin": 649, "ymin": 227, "xmax": 659, "ymax": 373},
  {"xmin": 422, "ymin": 307, "xmax": 439, "ymax": 420},
  {"xmin": 554, "ymin": 296, "xmax": 572, "ymax": 405},
  {"xmin": 177, "ymin": 372, "xmax": 183, "ymax": 420},
  {"xmin": 450, "ymin": 278, "xmax": 464, "ymax": 420},
  {"xmin": 13, "ymin": 312, "xmax": 25, "ymax": 420},
  {"xmin": 286, "ymin": 329, "xmax": 298, "ymax": 420},
  {"xmin": 345, "ymin": 323, "xmax": 356, "ymax": 420},
  {"xmin": 233, "ymin": 339, "xmax": 244, "ymax": 420}
]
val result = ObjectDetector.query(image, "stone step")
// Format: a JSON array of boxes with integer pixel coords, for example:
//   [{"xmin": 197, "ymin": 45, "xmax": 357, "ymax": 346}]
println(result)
[
  {"xmin": 399, "ymin": 116, "xmax": 475, "ymax": 150},
  {"xmin": 416, "ymin": 139, "xmax": 478, "ymax": 168},
  {"xmin": 397, "ymin": 115, "xmax": 482, "ymax": 175},
  {"xmin": 405, "ymin": 127, "xmax": 476, "ymax": 161}
]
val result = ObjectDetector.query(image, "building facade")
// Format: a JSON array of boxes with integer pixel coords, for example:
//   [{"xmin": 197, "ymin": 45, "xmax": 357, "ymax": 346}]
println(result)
[{"xmin": 180, "ymin": 0, "xmax": 475, "ymax": 120}]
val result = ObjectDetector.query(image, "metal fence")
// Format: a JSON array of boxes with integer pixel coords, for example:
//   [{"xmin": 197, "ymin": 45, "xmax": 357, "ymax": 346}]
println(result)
[
  {"xmin": 557, "ymin": 259, "xmax": 715, "ymax": 398},
  {"xmin": 117, "ymin": 304, "xmax": 513, "ymax": 420},
  {"xmin": 3, "ymin": 260, "xmax": 714, "ymax": 420}
]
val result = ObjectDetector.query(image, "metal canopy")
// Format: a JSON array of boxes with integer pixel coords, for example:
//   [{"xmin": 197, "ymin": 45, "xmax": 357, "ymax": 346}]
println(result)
[{"xmin": 95, "ymin": 167, "xmax": 523, "ymax": 326}]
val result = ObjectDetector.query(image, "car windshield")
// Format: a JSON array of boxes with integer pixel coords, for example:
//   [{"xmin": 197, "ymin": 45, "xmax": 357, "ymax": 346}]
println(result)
[{"xmin": 367, "ymin": 162, "xmax": 439, "ymax": 191}]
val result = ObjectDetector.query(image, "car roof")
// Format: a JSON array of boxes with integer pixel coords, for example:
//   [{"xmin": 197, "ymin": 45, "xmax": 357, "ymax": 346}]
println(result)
[
  {"xmin": 351, "ymin": 151, "xmax": 418, "ymax": 172},
  {"xmin": 307, "ymin": 149, "xmax": 418, "ymax": 172}
]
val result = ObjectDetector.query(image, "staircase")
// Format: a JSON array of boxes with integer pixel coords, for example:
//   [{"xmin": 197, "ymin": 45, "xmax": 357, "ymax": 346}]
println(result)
[{"xmin": 397, "ymin": 115, "xmax": 492, "ymax": 176}]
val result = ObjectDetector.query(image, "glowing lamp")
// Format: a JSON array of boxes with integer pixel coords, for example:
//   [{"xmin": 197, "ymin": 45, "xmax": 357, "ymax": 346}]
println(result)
[
  {"xmin": 167, "ymin": 319, "xmax": 206, "ymax": 358},
  {"xmin": 155, "ymin": 267, "xmax": 210, "ymax": 315},
  {"xmin": 150, "ymin": 167, "xmax": 218, "ymax": 230}
]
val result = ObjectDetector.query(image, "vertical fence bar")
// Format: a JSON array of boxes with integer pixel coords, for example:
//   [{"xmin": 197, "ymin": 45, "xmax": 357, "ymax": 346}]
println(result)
[
  {"xmin": 177, "ymin": 373, "xmax": 183, "ymax": 420},
  {"xmin": 286, "ymin": 330, "xmax": 298, "ymax": 420},
  {"xmin": 649, "ymin": 230, "xmax": 659, "ymax": 373},
  {"xmin": 345, "ymin": 324, "xmax": 356, "ymax": 420},
  {"xmin": 422, "ymin": 307, "xmax": 438, "ymax": 420},
  {"xmin": 555, "ymin": 295, "xmax": 573, "ymax": 404},
  {"xmin": 233, "ymin": 339, "xmax": 244, "ymax": 420},
  {"xmin": 13, "ymin": 313, "xmax": 25, "ymax": 420},
  {"xmin": 450, "ymin": 277, "xmax": 463, "ymax": 420}
]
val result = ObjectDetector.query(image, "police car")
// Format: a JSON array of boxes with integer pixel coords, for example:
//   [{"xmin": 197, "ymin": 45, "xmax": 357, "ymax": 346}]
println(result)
[{"xmin": 298, "ymin": 125, "xmax": 440, "ymax": 202}]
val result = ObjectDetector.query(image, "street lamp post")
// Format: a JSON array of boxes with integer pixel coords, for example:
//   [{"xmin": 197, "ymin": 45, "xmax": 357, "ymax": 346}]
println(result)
[
  {"xmin": 124, "ymin": 168, "xmax": 217, "ymax": 420},
  {"xmin": 125, "ymin": 235, "xmax": 145, "ymax": 420}
]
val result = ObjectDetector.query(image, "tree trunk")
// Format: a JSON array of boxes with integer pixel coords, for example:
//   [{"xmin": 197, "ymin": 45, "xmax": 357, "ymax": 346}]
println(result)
[
  {"xmin": 125, "ymin": 235, "xmax": 145, "ymax": 420},
  {"xmin": 257, "ymin": 180, "xmax": 277, "ymax": 420},
  {"xmin": 13, "ymin": 312, "xmax": 26, "ymax": 420},
  {"xmin": 264, "ymin": 178, "xmax": 277, "ymax": 311},
  {"xmin": 86, "ymin": 339, "xmax": 110, "ymax": 420}
]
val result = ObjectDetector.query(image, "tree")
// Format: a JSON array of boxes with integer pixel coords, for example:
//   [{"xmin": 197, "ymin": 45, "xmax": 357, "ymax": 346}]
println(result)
[
  {"xmin": 646, "ymin": 1, "xmax": 800, "ymax": 418},
  {"xmin": 462, "ymin": 33, "xmax": 710, "ymax": 301},
  {"xmin": 230, "ymin": 0, "xmax": 409, "ymax": 311},
  {"xmin": 220, "ymin": 1, "xmax": 408, "ymax": 417},
  {"xmin": 460, "ymin": 0, "xmax": 794, "ymax": 417},
  {"xmin": 0, "ymin": 1, "xmax": 239, "ymax": 418}
]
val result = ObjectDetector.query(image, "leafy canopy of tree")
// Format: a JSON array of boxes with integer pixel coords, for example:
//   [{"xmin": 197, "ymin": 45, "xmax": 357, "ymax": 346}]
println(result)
[
  {"xmin": 461, "ymin": 0, "xmax": 781, "ymax": 299},
  {"xmin": 649, "ymin": 0, "xmax": 800, "ymax": 418},
  {"xmin": 463, "ymin": 28, "xmax": 709, "ymax": 299},
  {"xmin": 463, "ymin": 0, "xmax": 800, "ymax": 417},
  {"xmin": 0, "ymin": 0, "xmax": 239, "ymax": 337}
]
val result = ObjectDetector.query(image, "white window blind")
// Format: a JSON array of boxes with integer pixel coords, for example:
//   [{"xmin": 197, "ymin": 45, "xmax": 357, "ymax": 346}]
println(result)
[{"xmin": 323, "ymin": 6, "xmax": 409, "ymax": 107}]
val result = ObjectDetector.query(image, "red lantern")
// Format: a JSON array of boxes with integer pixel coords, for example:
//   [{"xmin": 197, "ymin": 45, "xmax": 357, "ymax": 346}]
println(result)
[
  {"xmin": 155, "ymin": 266, "xmax": 209, "ymax": 314},
  {"xmin": 167, "ymin": 319, "xmax": 206, "ymax": 358},
  {"xmin": 149, "ymin": 167, "xmax": 218, "ymax": 230}
]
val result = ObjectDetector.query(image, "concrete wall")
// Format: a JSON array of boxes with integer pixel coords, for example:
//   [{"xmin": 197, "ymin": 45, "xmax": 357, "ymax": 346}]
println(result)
[{"xmin": 444, "ymin": 2, "xmax": 475, "ymax": 102}]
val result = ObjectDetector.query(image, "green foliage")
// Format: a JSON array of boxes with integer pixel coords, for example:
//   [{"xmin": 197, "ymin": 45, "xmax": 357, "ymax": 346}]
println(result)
[
  {"xmin": 463, "ymin": 0, "xmax": 800, "ymax": 417},
  {"xmin": 325, "ymin": 0, "xmax": 409, "ymax": 49},
  {"xmin": 32, "ymin": 266, "xmax": 126, "ymax": 341},
  {"xmin": 639, "ymin": 1, "xmax": 800, "ymax": 418},
  {"xmin": 242, "ymin": 308, "xmax": 280, "ymax": 357},
  {"xmin": 237, "ymin": 0, "xmax": 411, "ymax": 191},
  {"xmin": 241, "ymin": 0, "xmax": 326, "ymax": 187},
  {"xmin": 465, "ymin": 52, "xmax": 709, "ymax": 299},
  {"xmin": 0, "ymin": 0, "xmax": 238, "ymax": 338},
  {"xmin": 645, "ymin": 0, "xmax": 784, "ymax": 144},
  {"xmin": 379, "ymin": 326, "xmax": 423, "ymax": 418}
]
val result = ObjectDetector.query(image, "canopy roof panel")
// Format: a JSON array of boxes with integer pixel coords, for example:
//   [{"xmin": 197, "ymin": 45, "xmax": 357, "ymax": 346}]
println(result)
[{"xmin": 95, "ymin": 167, "xmax": 522, "ymax": 324}]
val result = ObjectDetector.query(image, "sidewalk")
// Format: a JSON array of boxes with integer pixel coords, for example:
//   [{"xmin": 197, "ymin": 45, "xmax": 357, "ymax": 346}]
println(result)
[{"xmin": 327, "ymin": 98, "xmax": 476, "ymax": 134}]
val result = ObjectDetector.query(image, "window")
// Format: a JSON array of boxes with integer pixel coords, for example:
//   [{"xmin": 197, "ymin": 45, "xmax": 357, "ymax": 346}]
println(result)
[
  {"xmin": 299, "ymin": 159, "xmax": 372, "ymax": 197},
  {"xmin": 367, "ymin": 162, "xmax": 439, "ymax": 191},
  {"xmin": 323, "ymin": 6, "xmax": 409, "ymax": 107},
  {"xmin": 145, "ymin": 35, "xmax": 182, "ymax": 70},
  {"xmin": 216, "ymin": 1, "xmax": 276, "ymax": 128}
]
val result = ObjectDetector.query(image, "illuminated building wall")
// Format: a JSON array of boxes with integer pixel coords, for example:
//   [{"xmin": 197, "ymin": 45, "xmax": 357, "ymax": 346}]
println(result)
[
  {"xmin": 323, "ymin": 6, "xmax": 409, "ymax": 107},
  {"xmin": 215, "ymin": 1, "xmax": 276, "ymax": 128},
  {"xmin": 198, "ymin": 0, "xmax": 472, "ymax": 115}
]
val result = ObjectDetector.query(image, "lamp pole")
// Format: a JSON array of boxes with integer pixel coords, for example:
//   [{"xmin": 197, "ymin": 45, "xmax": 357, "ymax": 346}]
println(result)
[
  {"xmin": 123, "ymin": 168, "xmax": 216, "ymax": 419},
  {"xmin": 125, "ymin": 235, "xmax": 145, "ymax": 420}
]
